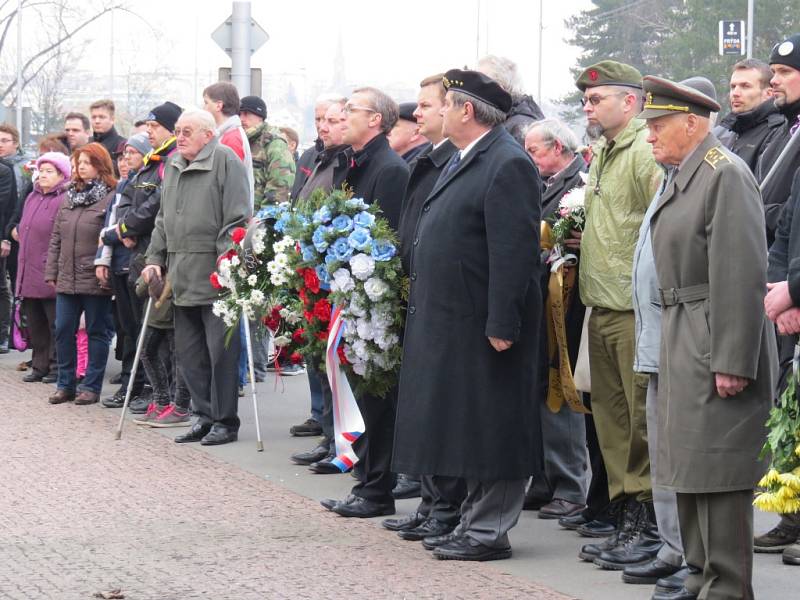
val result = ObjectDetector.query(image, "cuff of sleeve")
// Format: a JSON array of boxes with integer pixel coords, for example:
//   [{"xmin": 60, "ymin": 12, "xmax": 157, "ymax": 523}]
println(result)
[
  {"xmin": 789, "ymin": 260, "xmax": 800, "ymax": 306},
  {"xmin": 485, "ymin": 319, "xmax": 521, "ymax": 343}
]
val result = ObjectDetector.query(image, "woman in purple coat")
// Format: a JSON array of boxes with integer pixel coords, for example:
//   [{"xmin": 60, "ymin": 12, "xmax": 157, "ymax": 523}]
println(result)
[{"xmin": 12, "ymin": 152, "xmax": 70, "ymax": 382}]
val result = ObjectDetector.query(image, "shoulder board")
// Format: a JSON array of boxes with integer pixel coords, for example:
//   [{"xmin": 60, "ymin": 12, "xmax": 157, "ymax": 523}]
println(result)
[{"xmin": 704, "ymin": 147, "xmax": 731, "ymax": 170}]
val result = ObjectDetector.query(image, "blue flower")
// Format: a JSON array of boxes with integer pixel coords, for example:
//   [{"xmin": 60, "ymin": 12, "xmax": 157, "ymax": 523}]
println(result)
[
  {"xmin": 312, "ymin": 225, "xmax": 332, "ymax": 252},
  {"xmin": 353, "ymin": 210, "xmax": 375, "ymax": 229},
  {"xmin": 302, "ymin": 245, "xmax": 318, "ymax": 263},
  {"xmin": 316, "ymin": 264, "xmax": 332, "ymax": 285},
  {"xmin": 274, "ymin": 213, "xmax": 291, "ymax": 233},
  {"xmin": 332, "ymin": 214, "xmax": 354, "ymax": 233},
  {"xmin": 325, "ymin": 251, "xmax": 339, "ymax": 266},
  {"xmin": 331, "ymin": 237, "xmax": 354, "ymax": 261},
  {"xmin": 256, "ymin": 204, "xmax": 282, "ymax": 221},
  {"xmin": 312, "ymin": 205, "xmax": 333, "ymax": 224},
  {"xmin": 346, "ymin": 197, "xmax": 369, "ymax": 210},
  {"xmin": 295, "ymin": 214, "xmax": 310, "ymax": 227},
  {"xmin": 348, "ymin": 227, "xmax": 372, "ymax": 251},
  {"xmin": 371, "ymin": 240, "xmax": 397, "ymax": 262}
]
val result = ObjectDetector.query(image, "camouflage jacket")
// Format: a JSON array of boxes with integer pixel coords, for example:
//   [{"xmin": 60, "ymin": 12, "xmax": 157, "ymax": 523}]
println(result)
[{"xmin": 246, "ymin": 122, "xmax": 295, "ymax": 208}]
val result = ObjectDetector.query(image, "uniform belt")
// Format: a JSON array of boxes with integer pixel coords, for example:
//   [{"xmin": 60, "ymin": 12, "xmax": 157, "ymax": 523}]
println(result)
[{"xmin": 658, "ymin": 283, "xmax": 709, "ymax": 307}]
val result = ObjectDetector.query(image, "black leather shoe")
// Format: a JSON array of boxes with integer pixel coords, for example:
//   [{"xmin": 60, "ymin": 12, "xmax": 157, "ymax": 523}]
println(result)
[
  {"xmin": 332, "ymin": 496, "xmax": 395, "ymax": 518},
  {"xmin": 291, "ymin": 438, "xmax": 331, "ymax": 465},
  {"xmin": 652, "ymin": 586, "xmax": 697, "ymax": 600},
  {"xmin": 23, "ymin": 371, "xmax": 45, "ymax": 383},
  {"xmin": 382, "ymin": 512, "xmax": 426, "ymax": 531},
  {"xmin": 42, "ymin": 373, "xmax": 57, "ymax": 384},
  {"xmin": 174, "ymin": 422, "xmax": 212, "ymax": 444},
  {"xmin": 577, "ymin": 519, "xmax": 617, "ymax": 538},
  {"xmin": 621, "ymin": 558, "xmax": 682, "ymax": 584},
  {"xmin": 392, "ymin": 473, "xmax": 422, "ymax": 499},
  {"xmin": 289, "ymin": 418, "xmax": 323, "ymax": 437},
  {"xmin": 579, "ymin": 499, "xmax": 638, "ymax": 561},
  {"xmin": 321, "ymin": 494, "xmax": 356, "ymax": 511},
  {"xmin": 200, "ymin": 425, "xmax": 238, "ymax": 445},
  {"xmin": 655, "ymin": 567, "xmax": 691, "ymax": 593},
  {"xmin": 538, "ymin": 498, "xmax": 584, "ymax": 520},
  {"xmin": 102, "ymin": 388, "xmax": 127, "ymax": 408},
  {"xmin": 422, "ymin": 532, "xmax": 461, "ymax": 551},
  {"xmin": 559, "ymin": 512, "xmax": 590, "ymax": 530},
  {"xmin": 398, "ymin": 518, "xmax": 454, "ymax": 541},
  {"xmin": 433, "ymin": 536, "xmax": 512, "ymax": 562},
  {"xmin": 309, "ymin": 455, "xmax": 343, "ymax": 474}
]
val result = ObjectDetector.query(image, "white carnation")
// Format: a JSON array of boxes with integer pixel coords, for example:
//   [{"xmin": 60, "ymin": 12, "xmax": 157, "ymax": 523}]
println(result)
[
  {"xmin": 352, "ymin": 360, "xmax": 367, "ymax": 376},
  {"xmin": 273, "ymin": 335, "xmax": 291, "ymax": 347},
  {"xmin": 247, "ymin": 274, "xmax": 258, "ymax": 286},
  {"xmin": 349, "ymin": 253, "xmax": 375, "ymax": 281},
  {"xmin": 331, "ymin": 268, "xmax": 355, "ymax": 293},
  {"xmin": 356, "ymin": 318, "xmax": 375, "ymax": 341},
  {"xmin": 363, "ymin": 277, "xmax": 389, "ymax": 302},
  {"xmin": 230, "ymin": 255, "xmax": 241, "ymax": 267}
]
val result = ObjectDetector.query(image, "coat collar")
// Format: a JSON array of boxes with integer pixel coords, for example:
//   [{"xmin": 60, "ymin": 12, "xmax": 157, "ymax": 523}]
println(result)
[
  {"xmin": 653, "ymin": 133, "xmax": 719, "ymax": 213},
  {"xmin": 593, "ymin": 118, "xmax": 646, "ymax": 157},
  {"xmin": 351, "ymin": 133, "xmax": 388, "ymax": 167},
  {"xmin": 171, "ymin": 137, "xmax": 219, "ymax": 173},
  {"xmin": 426, "ymin": 126, "xmax": 505, "ymax": 200},
  {"xmin": 416, "ymin": 139, "xmax": 457, "ymax": 168}
]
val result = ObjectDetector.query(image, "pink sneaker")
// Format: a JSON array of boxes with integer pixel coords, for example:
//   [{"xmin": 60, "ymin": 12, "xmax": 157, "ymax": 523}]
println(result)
[
  {"xmin": 132, "ymin": 402, "xmax": 164, "ymax": 426},
  {"xmin": 150, "ymin": 404, "xmax": 191, "ymax": 428}
]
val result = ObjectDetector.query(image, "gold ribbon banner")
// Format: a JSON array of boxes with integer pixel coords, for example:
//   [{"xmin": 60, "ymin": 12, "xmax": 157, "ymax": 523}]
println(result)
[{"xmin": 541, "ymin": 222, "xmax": 591, "ymax": 415}]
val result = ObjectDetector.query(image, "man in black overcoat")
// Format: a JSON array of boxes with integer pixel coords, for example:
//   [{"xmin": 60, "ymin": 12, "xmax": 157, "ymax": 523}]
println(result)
[
  {"xmin": 320, "ymin": 86, "xmax": 410, "ymax": 518},
  {"xmin": 393, "ymin": 69, "xmax": 543, "ymax": 561}
]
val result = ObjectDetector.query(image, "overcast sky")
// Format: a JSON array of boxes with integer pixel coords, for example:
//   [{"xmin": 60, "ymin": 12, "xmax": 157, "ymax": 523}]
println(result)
[{"xmin": 71, "ymin": 0, "xmax": 594, "ymax": 109}]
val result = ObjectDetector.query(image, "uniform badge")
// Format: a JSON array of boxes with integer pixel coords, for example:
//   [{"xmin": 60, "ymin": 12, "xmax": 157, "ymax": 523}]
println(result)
[
  {"xmin": 779, "ymin": 41, "xmax": 795, "ymax": 56},
  {"xmin": 703, "ymin": 147, "xmax": 730, "ymax": 169},
  {"xmin": 589, "ymin": 70, "xmax": 599, "ymax": 81}
]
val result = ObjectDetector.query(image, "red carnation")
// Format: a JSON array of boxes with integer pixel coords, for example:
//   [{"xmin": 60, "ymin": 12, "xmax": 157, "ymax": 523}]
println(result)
[
  {"xmin": 337, "ymin": 345, "xmax": 349, "ymax": 366},
  {"xmin": 303, "ymin": 268, "xmax": 321, "ymax": 294},
  {"xmin": 298, "ymin": 288, "xmax": 309, "ymax": 307},
  {"xmin": 292, "ymin": 328, "xmax": 306, "ymax": 344},
  {"xmin": 231, "ymin": 226, "xmax": 247, "ymax": 245},
  {"xmin": 315, "ymin": 330, "xmax": 328, "ymax": 341},
  {"xmin": 209, "ymin": 272, "xmax": 222, "ymax": 290},
  {"xmin": 263, "ymin": 315, "xmax": 281, "ymax": 331},
  {"xmin": 304, "ymin": 310, "xmax": 315, "ymax": 322},
  {"xmin": 216, "ymin": 249, "xmax": 237, "ymax": 267},
  {"xmin": 313, "ymin": 298, "xmax": 331, "ymax": 323},
  {"xmin": 290, "ymin": 352, "xmax": 304, "ymax": 365}
]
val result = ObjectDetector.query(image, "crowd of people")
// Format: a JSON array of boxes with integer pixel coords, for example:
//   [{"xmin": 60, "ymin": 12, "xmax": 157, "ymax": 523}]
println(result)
[{"xmin": 4, "ymin": 31, "xmax": 800, "ymax": 600}]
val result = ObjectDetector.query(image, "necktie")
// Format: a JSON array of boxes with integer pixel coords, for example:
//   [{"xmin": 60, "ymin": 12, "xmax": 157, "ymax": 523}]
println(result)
[{"xmin": 443, "ymin": 152, "xmax": 462, "ymax": 178}]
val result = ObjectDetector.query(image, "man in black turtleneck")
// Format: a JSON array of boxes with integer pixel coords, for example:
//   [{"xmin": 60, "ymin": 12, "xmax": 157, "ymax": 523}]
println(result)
[
  {"xmin": 757, "ymin": 34, "xmax": 800, "ymax": 246},
  {"xmin": 715, "ymin": 59, "xmax": 784, "ymax": 174},
  {"xmin": 89, "ymin": 99, "xmax": 127, "ymax": 177}
]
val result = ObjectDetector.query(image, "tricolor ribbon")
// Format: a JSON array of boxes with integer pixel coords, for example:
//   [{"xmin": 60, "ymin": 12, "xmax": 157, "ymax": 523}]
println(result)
[{"xmin": 325, "ymin": 306, "xmax": 365, "ymax": 472}]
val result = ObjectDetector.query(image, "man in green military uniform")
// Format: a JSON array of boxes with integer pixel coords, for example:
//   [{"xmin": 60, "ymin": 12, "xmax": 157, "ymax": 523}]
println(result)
[
  {"xmin": 644, "ymin": 75, "xmax": 775, "ymax": 600},
  {"xmin": 572, "ymin": 61, "xmax": 663, "ymax": 567},
  {"xmin": 239, "ymin": 95, "xmax": 296, "ymax": 209}
]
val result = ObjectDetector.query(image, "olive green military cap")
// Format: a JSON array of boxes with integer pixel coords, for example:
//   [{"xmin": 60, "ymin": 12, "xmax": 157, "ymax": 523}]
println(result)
[
  {"xmin": 575, "ymin": 60, "xmax": 643, "ymax": 91},
  {"xmin": 639, "ymin": 75, "xmax": 721, "ymax": 119}
]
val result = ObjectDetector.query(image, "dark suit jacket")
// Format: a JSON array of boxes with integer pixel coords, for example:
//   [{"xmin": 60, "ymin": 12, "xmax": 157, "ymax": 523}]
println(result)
[
  {"xmin": 345, "ymin": 134, "xmax": 409, "ymax": 230},
  {"xmin": 397, "ymin": 140, "xmax": 458, "ymax": 274}
]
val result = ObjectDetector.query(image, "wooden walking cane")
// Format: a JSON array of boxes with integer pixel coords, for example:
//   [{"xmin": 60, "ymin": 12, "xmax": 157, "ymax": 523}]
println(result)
[
  {"xmin": 243, "ymin": 318, "xmax": 264, "ymax": 451},
  {"xmin": 115, "ymin": 296, "xmax": 153, "ymax": 440}
]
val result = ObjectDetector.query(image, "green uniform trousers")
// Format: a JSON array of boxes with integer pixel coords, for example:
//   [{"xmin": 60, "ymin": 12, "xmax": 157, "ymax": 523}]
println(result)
[
  {"xmin": 677, "ymin": 489, "xmax": 754, "ymax": 600},
  {"xmin": 588, "ymin": 308, "xmax": 652, "ymax": 503}
]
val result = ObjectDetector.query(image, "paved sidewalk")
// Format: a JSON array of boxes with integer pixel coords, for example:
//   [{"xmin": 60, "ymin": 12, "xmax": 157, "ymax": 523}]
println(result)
[{"xmin": 0, "ymin": 363, "xmax": 572, "ymax": 600}]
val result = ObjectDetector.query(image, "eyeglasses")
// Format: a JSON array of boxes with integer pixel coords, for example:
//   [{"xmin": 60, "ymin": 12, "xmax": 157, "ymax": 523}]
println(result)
[
  {"xmin": 580, "ymin": 92, "xmax": 627, "ymax": 106},
  {"xmin": 343, "ymin": 104, "xmax": 376, "ymax": 115},
  {"xmin": 0, "ymin": 137, "xmax": 14, "ymax": 144},
  {"xmin": 174, "ymin": 127, "xmax": 196, "ymax": 138}
]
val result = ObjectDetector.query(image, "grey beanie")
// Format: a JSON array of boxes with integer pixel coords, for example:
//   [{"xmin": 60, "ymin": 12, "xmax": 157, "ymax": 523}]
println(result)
[{"xmin": 125, "ymin": 132, "xmax": 152, "ymax": 157}]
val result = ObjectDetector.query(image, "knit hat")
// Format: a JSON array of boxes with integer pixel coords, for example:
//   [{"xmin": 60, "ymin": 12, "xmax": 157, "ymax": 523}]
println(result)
[
  {"xmin": 36, "ymin": 152, "xmax": 71, "ymax": 179},
  {"xmin": 125, "ymin": 133, "xmax": 152, "ymax": 157},
  {"xmin": 770, "ymin": 33, "xmax": 800, "ymax": 72},
  {"xmin": 240, "ymin": 96, "xmax": 267, "ymax": 120},
  {"xmin": 146, "ymin": 101, "xmax": 183, "ymax": 132}
]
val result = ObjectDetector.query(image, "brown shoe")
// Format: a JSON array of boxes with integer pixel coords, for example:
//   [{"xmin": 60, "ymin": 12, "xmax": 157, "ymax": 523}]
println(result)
[
  {"xmin": 48, "ymin": 389, "xmax": 74, "ymax": 404},
  {"xmin": 74, "ymin": 391, "xmax": 99, "ymax": 405},
  {"xmin": 538, "ymin": 498, "xmax": 585, "ymax": 520}
]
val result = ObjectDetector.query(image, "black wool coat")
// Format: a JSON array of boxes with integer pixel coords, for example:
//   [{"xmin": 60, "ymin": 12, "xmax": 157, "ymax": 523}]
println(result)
[
  {"xmin": 393, "ymin": 126, "xmax": 543, "ymax": 480},
  {"xmin": 345, "ymin": 134, "xmax": 409, "ymax": 230},
  {"xmin": 541, "ymin": 154, "xmax": 586, "ymax": 220},
  {"xmin": 397, "ymin": 140, "xmax": 458, "ymax": 274},
  {"xmin": 715, "ymin": 100, "xmax": 784, "ymax": 175}
]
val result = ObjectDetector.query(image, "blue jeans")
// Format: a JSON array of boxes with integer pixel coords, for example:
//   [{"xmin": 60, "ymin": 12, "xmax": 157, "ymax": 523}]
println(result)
[
  {"xmin": 307, "ymin": 362, "xmax": 324, "ymax": 424},
  {"xmin": 55, "ymin": 293, "xmax": 112, "ymax": 394},
  {"xmin": 238, "ymin": 318, "xmax": 247, "ymax": 386}
]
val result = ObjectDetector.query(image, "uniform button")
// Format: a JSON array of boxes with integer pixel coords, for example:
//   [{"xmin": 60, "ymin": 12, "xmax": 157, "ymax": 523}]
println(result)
[
  {"xmin": 410, "ymin": 272, "xmax": 417, "ymax": 281},
  {"xmin": 423, "ymin": 205, "xmax": 430, "ymax": 212},
  {"xmin": 408, "ymin": 306, "xmax": 416, "ymax": 315},
  {"xmin": 413, "ymin": 238, "xmax": 419, "ymax": 246}
]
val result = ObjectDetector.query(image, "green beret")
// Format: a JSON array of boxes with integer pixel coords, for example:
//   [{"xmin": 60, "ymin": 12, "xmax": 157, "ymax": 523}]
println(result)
[
  {"xmin": 639, "ymin": 75, "xmax": 721, "ymax": 119},
  {"xmin": 575, "ymin": 60, "xmax": 643, "ymax": 92}
]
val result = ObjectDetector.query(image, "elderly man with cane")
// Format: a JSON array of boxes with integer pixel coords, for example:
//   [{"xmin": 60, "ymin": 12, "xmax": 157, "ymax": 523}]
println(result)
[{"xmin": 142, "ymin": 108, "xmax": 251, "ymax": 446}]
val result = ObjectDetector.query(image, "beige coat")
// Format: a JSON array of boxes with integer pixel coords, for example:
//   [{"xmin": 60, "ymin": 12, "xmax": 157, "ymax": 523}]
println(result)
[{"xmin": 650, "ymin": 134, "xmax": 776, "ymax": 493}]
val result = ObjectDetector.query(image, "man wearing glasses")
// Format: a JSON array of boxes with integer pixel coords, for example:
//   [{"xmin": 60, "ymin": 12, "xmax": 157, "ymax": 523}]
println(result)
[{"xmin": 571, "ymin": 61, "xmax": 663, "ymax": 569}]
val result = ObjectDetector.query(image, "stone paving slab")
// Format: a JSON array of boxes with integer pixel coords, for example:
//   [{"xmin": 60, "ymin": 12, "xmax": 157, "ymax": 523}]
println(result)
[{"xmin": 0, "ymin": 365, "xmax": 574, "ymax": 600}]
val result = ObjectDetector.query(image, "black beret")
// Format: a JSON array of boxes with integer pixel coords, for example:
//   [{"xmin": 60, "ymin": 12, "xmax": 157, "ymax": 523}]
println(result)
[
  {"xmin": 770, "ymin": 33, "xmax": 800, "ymax": 72},
  {"xmin": 639, "ymin": 75, "xmax": 721, "ymax": 119},
  {"xmin": 240, "ymin": 95, "xmax": 267, "ymax": 120},
  {"xmin": 398, "ymin": 102, "xmax": 417, "ymax": 123},
  {"xmin": 443, "ymin": 69, "xmax": 512, "ymax": 114}
]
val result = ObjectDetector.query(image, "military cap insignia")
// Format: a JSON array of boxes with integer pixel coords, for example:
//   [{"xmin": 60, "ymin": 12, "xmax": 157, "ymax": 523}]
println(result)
[
  {"xmin": 443, "ymin": 76, "xmax": 452, "ymax": 89},
  {"xmin": 589, "ymin": 70, "xmax": 598, "ymax": 81},
  {"xmin": 704, "ymin": 147, "xmax": 731, "ymax": 169},
  {"xmin": 645, "ymin": 92, "xmax": 653, "ymax": 106}
]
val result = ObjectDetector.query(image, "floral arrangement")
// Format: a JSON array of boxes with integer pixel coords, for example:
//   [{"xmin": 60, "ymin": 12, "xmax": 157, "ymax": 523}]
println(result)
[
  {"xmin": 548, "ymin": 174, "xmax": 587, "ymax": 260},
  {"xmin": 287, "ymin": 187, "xmax": 406, "ymax": 397},
  {"xmin": 261, "ymin": 303, "xmax": 305, "ymax": 368},
  {"xmin": 755, "ymin": 376, "xmax": 800, "ymax": 513}
]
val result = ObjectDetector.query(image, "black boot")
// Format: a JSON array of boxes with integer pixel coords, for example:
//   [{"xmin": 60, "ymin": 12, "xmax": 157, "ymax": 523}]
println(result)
[
  {"xmin": 595, "ymin": 501, "xmax": 662, "ymax": 570},
  {"xmin": 578, "ymin": 498, "xmax": 633, "ymax": 561}
]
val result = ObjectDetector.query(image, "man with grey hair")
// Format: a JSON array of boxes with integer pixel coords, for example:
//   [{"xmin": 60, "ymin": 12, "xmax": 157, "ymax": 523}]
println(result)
[
  {"xmin": 143, "ymin": 108, "xmax": 251, "ymax": 446},
  {"xmin": 477, "ymin": 54, "xmax": 544, "ymax": 145},
  {"xmin": 393, "ymin": 69, "xmax": 543, "ymax": 561},
  {"xmin": 320, "ymin": 86, "xmax": 409, "ymax": 519},
  {"xmin": 291, "ymin": 93, "xmax": 346, "ymax": 200}
]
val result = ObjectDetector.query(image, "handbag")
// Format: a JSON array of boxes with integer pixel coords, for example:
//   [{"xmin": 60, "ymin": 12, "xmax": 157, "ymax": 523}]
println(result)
[
  {"xmin": 573, "ymin": 307, "xmax": 591, "ymax": 393},
  {"xmin": 11, "ymin": 297, "xmax": 29, "ymax": 351}
]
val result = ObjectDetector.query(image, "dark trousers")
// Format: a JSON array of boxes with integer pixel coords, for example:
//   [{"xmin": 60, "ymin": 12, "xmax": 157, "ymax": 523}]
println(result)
[
  {"xmin": 22, "ymin": 297, "xmax": 56, "ymax": 375},
  {"xmin": 350, "ymin": 386, "xmax": 398, "ymax": 502},
  {"xmin": 112, "ymin": 273, "xmax": 145, "ymax": 393},
  {"xmin": 174, "ymin": 304, "xmax": 240, "ymax": 430},
  {"xmin": 677, "ymin": 489, "xmax": 755, "ymax": 600},
  {"xmin": 307, "ymin": 363, "xmax": 334, "ymax": 441},
  {"xmin": 0, "ymin": 257, "xmax": 11, "ymax": 343},
  {"xmin": 418, "ymin": 475, "xmax": 467, "ymax": 525},
  {"xmin": 54, "ymin": 293, "xmax": 112, "ymax": 394},
  {"xmin": 141, "ymin": 326, "xmax": 190, "ymax": 409},
  {"xmin": 584, "ymin": 394, "xmax": 611, "ymax": 519}
]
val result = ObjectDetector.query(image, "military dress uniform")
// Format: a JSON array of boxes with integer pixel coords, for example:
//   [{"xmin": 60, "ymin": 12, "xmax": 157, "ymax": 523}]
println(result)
[{"xmin": 644, "ymin": 76, "xmax": 776, "ymax": 600}]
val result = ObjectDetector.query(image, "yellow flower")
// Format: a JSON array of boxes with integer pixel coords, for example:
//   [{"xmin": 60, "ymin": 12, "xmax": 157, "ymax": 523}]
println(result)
[
  {"xmin": 778, "ymin": 473, "xmax": 800, "ymax": 492},
  {"xmin": 759, "ymin": 469, "xmax": 781, "ymax": 487}
]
